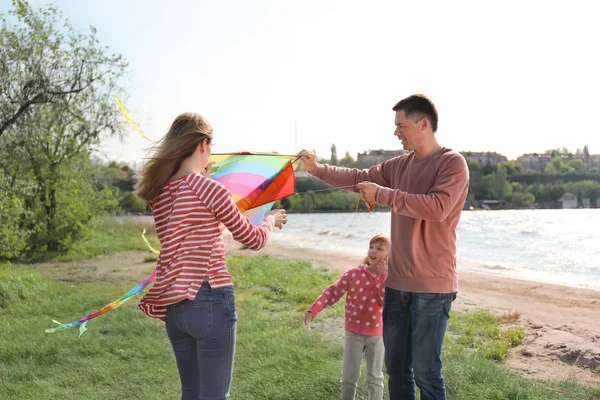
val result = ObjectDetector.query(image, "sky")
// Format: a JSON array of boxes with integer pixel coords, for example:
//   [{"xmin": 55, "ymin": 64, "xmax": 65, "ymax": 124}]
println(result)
[{"xmin": 4, "ymin": 0, "xmax": 600, "ymax": 164}]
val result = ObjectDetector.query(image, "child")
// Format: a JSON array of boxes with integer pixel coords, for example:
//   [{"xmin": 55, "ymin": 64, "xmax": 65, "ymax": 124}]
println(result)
[{"xmin": 305, "ymin": 234, "xmax": 390, "ymax": 400}]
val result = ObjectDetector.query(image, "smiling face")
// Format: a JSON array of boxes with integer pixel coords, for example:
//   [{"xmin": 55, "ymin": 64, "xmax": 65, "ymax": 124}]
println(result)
[
  {"xmin": 394, "ymin": 110, "xmax": 427, "ymax": 152},
  {"xmin": 367, "ymin": 239, "xmax": 390, "ymax": 267}
]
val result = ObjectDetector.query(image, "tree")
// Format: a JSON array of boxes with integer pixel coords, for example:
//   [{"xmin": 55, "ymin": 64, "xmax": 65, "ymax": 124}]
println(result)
[
  {"xmin": 511, "ymin": 182, "xmax": 524, "ymax": 193},
  {"xmin": 466, "ymin": 159, "xmax": 485, "ymax": 199},
  {"xmin": 119, "ymin": 191, "xmax": 148, "ymax": 214},
  {"xmin": 0, "ymin": 1, "xmax": 127, "ymax": 138},
  {"xmin": 545, "ymin": 147, "xmax": 572, "ymax": 157},
  {"xmin": 511, "ymin": 192, "xmax": 535, "ymax": 208},
  {"xmin": 498, "ymin": 160, "xmax": 523, "ymax": 176},
  {"xmin": 481, "ymin": 164, "xmax": 496, "ymax": 176},
  {"xmin": 0, "ymin": 176, "xmax": 30, "ymax": 258},
  {"xmin": 339, "ymin": 151, "xmax": 355, "ymax": 167},
  {"xmin": 489, "ymin": 170, "xmax": 512, "ymax": 200},
  {"xmin": 544, "ymin": 163, "xmax": 557, "ymax": 174},
  {"xmin": 568, "ymin": 158, "xmax": 586, "ymax": 172},
  {"xmin": 547, "ymin": 156, "xmax": 574, "ymax": 174},
  {"xmin": 0, "ymin": 1, "xmax": 127, "ymax": 256},
  {"xmin": 330, "ymin": 144, "xmax": 338, "ymax": 165}
]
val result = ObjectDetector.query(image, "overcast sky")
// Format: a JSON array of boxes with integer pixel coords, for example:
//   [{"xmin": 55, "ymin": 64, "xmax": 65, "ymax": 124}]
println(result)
[{"xmin": 6, "ymin": 0, "xmax": 599, "ymax": 165}]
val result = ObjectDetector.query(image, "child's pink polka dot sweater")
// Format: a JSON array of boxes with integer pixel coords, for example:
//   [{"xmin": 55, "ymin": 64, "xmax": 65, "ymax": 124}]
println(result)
[{"xmin": 308, "ymin": 264, "xmax": 386, "ymax": 336}]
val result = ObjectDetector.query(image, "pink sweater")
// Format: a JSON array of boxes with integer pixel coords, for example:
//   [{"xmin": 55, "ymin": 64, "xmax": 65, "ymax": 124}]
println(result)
[
  {"xmin": 312, "ymin": 147, "xmax": 469, "ymax": 294},
  {"xmin": 308, "ymin": 264, "xmax": 386, "ymax": 336}
]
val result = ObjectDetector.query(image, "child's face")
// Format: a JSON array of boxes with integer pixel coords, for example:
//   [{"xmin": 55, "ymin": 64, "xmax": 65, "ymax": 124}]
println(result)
[{"xmin": 367, "ymin": 241, "xmax": 389, "ymax": 267}]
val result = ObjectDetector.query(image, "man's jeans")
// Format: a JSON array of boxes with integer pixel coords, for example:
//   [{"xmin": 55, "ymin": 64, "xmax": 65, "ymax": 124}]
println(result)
[
  {"xmin": 166, "ymin": 283, "xmax": 237, "ymax": 400},
  {"xmin": 383, "ymin": 288, "xmax": 456, "ymax": 400}
]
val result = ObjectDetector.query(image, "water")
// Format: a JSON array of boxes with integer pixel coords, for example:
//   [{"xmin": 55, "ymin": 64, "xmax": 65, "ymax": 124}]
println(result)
[
  {"xmin": 125, "ymin": 209, "xmax": 600, "ymax": 290},
  {"xmin": 266, "ymin": 209, "xmax": 600, "ymax": 290}
]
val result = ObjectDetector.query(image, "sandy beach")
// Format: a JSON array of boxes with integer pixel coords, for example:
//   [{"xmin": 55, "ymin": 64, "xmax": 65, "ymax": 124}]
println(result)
[{"xmin": 224, "ymin": 234, "xmax": 600, "ymax": 386}]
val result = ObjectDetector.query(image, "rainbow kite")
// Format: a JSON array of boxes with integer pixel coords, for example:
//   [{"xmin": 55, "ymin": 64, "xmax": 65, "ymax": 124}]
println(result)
[
  {"xmin": 46, "ymin": 153, "xmax": 298, "ymax": 335},
  {"xmin": 211, "ymin": 153, "xmax": 297, "ymax": 224}
]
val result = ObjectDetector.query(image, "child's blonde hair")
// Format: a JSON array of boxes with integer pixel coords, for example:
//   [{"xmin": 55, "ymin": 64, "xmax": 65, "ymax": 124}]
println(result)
[{"xmin": 362, "ymin": 234, "xmax": 391, "ymax": 265}]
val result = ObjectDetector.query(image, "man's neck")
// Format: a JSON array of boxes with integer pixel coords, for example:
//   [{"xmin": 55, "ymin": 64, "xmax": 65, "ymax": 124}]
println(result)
[{"xmin": 414, "ymin": 138, "xmax": 442, "ymax": 159}]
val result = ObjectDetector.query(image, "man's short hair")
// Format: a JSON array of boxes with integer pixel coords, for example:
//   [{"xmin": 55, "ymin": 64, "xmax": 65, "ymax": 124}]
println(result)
[{"xmin": 392, "ymin": 94, "xmax": 438, "ymax": 132}]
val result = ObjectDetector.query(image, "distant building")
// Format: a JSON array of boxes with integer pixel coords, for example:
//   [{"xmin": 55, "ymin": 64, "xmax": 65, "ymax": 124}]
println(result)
[
  {"xmin": 584, "ymin": 154, "xmax": 600, "ymax": 171},
  {"xmin": 356, "ymin": 149, "xmax": 407, "ymax": 165},
  {"xmin": 582, "ymin": 198, "xmax": 591, "ymax": 208},
  {"xmin": 476, "ymin": 199, "xmax": 509, "ymax": 210},
  {"xmin": 517, "ymin": 153, "xmax": 553, "ymax": 173},
  {"xmin": 517, "ymin": 152, "xmax": 600, "ymax": 173},
  {"xmin": 559, "ymin": 192, "xmax": 578, "ymax": 209},
  {"xmin": 461, "ymin": 151, "xmax": 507, "ymax": 167}
]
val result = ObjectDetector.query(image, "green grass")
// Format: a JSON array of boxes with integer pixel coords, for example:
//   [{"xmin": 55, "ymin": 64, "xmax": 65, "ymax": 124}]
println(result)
[
  {"xmin": 1, "ymin": 255, "xmax": 599, "ymax": 399},
  {"xmin": 447, "ymin": 309, "xmax": 525, "ymax": 361},
  {"xmin": 0, "ymin": 262, "xmax": 178, "ymax": 399},
  {"xmin": 33, "ymin": 216, "xmax": 160, "ymax": 262}
]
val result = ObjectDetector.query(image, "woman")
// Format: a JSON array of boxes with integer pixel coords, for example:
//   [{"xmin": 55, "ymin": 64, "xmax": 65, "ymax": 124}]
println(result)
[{"xmin": 136, "ymin": 112, "xmax": 287, "ymax": 400}]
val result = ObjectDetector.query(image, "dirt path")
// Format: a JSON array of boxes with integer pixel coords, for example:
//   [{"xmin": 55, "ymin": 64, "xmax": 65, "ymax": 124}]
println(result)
[{"xmin": 36, "ymin": 250, "xmax": 155, "ymax": 284}]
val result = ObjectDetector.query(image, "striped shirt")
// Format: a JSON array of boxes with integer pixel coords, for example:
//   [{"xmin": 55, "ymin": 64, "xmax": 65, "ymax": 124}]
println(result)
[{"xmin": 138, "ymin": 172, "xmax": 275, "ymax": 321}]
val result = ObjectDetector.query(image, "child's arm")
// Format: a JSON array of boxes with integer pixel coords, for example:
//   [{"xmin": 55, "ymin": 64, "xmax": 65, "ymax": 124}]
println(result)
[{"xmin": 306, "ymin": 270, "xmax": 353, "ymax": 320}]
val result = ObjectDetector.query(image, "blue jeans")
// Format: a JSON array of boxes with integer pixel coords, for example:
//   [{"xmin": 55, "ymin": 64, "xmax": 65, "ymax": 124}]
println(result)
[
  {"xmin": 383, "ymin": 288, "xmax": 456, "ymax": 400},
  {"xmin": 166, "ymin": 283, "xmax": 237, "ymax": 400}
]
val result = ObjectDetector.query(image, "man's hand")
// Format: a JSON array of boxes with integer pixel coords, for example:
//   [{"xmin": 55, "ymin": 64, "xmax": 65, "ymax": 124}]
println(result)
[
  {"xmin": 356, "ymin": 181, "xmax": 382, "ymax": 205},
  {"xmin": 296, "ymin": 150, "xmax": 317, "ymax": 173}
]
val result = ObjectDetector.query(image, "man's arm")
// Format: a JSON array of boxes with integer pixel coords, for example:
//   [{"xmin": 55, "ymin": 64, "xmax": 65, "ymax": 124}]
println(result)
[
  {"xmin": 375, "ymin": 155, "xmax": 469, "ymax": 221},
  {"xmin": 297, "ymin": 150, "xmax": 392, "ymax": 192}
]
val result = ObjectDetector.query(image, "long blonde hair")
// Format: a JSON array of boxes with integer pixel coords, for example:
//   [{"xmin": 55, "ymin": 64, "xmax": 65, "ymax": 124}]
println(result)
[
  {"xmin": 136, "ymin": 113, "xmax": 213, "ymax": 202},
  {"xmin": 362, "ymin": 234, "xmax": 391, "ymax": 265}
]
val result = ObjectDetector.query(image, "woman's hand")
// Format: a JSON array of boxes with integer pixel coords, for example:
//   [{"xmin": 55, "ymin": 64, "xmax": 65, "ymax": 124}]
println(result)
[{"xmin": 265, "ymin": 209, "xmax": 287, "ymax": 229}]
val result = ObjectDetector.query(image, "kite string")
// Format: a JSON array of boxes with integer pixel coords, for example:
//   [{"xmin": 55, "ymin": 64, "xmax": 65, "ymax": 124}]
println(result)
[
  {"xmin": 284, "ymin": 183, "xmax": 375, "ymax": 253},
  {"xmin": 330, "ymin": 195, "xmax": 364, "ymax": 252}
]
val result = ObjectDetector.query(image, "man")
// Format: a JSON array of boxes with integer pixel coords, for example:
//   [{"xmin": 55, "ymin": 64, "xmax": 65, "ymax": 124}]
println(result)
[{"xmin": 297, "ymin": 94, "xmax": 469, "ymax": 400}]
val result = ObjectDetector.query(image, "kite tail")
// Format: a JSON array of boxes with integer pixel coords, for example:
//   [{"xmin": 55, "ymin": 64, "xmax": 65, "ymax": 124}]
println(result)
[
  {"xmin": 45, "ymin": 270, "xmax": 157, "ymax": 336},
  {"xmin": 142, "ymin": 228, "xmax": 160, "ymax": 254},
  {"xmin": 114, "ymin": 96, "xmax": 156, "ymax": 143},
  {"xmin": 45, "ymin": 229, "xmax": 160, "ymax": 335}
]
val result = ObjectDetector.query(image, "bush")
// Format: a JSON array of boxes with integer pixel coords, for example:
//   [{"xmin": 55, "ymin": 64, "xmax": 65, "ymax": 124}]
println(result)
[
  {"xmin": 510, "ymin": 192, "xmax": 535, "ymax": 208},
  {"xmin": 119, "ymin": 191, "xmax": 149, "ymax": 214},
  {"xmin": 0, "ymin": 194, "xmax": 30, "ymax": 259}
]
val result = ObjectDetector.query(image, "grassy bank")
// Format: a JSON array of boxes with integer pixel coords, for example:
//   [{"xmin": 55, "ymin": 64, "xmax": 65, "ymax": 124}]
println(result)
[
  {"xmin": 1, "ymin": 247, "xmax": 599, "ymax": 398},
  {"xmin": 31, "ymin": 216, "xmax": 160, "ymax": 262}
]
